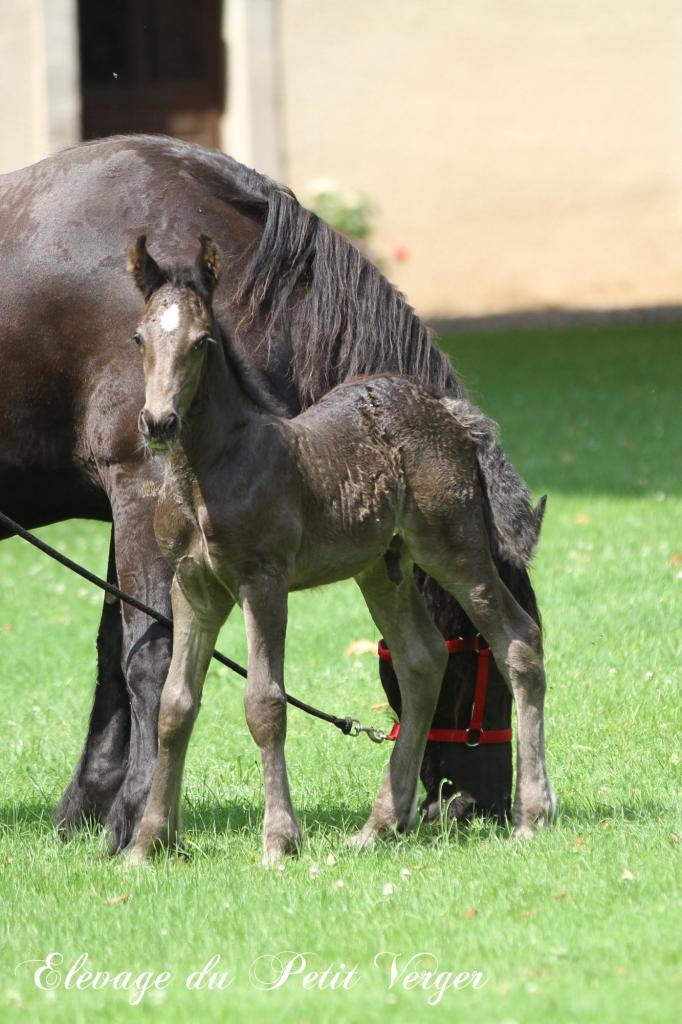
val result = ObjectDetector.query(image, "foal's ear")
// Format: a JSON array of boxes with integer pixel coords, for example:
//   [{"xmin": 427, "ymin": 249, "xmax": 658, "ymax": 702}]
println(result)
[
  {"xmin": 196, "ymin": 234, "xmax": 221, "ymax": 293},
  {"xmin": 127, "ymin": 235, "xmax": 165, "ymax": 299}
]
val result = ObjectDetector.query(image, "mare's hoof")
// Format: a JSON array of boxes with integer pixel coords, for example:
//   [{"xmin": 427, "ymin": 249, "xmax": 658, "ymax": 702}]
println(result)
[
  {"xmin": 103, "ymin": 800, "xmax": 142, "ymax": 855},
  {"xmin": 54, "ymin": 775, "xmax": 116, "ymax": 840},
  {"xmin": 53, "ymin": 814, "xmax": 82, "ymax": 842},
  {"xmin": 420, "ymin": 790, "xmax": 475, "ymax": 823},
  {"xmin": 53, "ymin": 789, "xmax": 106, "ymax": 842}
]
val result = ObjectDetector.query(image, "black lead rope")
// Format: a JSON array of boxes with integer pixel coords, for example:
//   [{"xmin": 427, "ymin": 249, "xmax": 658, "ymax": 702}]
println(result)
[{"xmin": 0, "ymin": 510, "xmax": 366, "ymax": 737}]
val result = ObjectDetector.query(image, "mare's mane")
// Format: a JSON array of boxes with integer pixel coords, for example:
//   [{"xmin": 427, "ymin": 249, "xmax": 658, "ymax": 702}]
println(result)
[{"xmin": 233, "ymin": 189, "xmax": 464, "ymax": 408}]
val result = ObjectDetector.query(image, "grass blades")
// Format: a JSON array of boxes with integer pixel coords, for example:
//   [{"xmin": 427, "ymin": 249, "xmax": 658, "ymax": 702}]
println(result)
[{"xmin": 0, "ymin": 322, "xmax": 680, "ymax": 1022}]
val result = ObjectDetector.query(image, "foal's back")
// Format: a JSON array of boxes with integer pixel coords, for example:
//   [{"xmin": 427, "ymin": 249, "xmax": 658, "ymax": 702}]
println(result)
[{"xmin": 284, "ymin": 375, "xmax": 483, "ymax": 588}]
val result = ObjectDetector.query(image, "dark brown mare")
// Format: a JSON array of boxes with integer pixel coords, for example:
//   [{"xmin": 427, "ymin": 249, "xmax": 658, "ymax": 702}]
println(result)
[
  {"xmin": 0, "ymin": 135, "xmax": 539, "ymax": 850},
  {"xmin": 124, "ymin": 235, "xmax": 554, "ymax": 864}
]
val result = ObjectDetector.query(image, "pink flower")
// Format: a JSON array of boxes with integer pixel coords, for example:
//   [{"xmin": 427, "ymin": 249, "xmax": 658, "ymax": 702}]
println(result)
[{"xmin": 393, "ymin": 246, "xmax": 410, "ymax": 262}]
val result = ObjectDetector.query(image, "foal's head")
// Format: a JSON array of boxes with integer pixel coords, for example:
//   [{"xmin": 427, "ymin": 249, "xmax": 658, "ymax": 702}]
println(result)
[{"xmin": 128, "ymin": 234, "xmax": 221, "ymax": 451}]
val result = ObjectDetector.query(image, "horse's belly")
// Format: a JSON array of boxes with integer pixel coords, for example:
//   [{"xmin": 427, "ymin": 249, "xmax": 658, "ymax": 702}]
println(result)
[
  {"xmin": 291, "ymin": 543, "xmax": 388, "ymax": 590},
  {"xmin": 290, "ymin": 509, "xmax": 397, "ymax": 590}
]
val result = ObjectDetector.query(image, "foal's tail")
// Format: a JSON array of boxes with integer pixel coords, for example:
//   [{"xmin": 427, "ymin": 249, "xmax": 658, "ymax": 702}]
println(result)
[{"xmin": 440, "ymin": 397, "xmax": 545, "ymax": 570}]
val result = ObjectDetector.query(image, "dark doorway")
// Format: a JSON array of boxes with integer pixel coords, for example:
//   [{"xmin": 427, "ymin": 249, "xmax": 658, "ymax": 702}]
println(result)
[{"xmin": 79, "ymin": 0, "xmax": 225, "ymax": 148}]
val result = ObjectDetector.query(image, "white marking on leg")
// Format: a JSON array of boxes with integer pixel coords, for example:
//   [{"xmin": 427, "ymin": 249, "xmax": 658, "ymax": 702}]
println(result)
[{"xmin": 160, "ymin": 304, "xmax": 180, "ymax": 332}]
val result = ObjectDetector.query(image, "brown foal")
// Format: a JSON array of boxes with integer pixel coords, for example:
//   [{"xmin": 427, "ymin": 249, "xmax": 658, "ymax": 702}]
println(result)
[{"xmin": 124, "ymin": 235, "xmax": 555, "ymax": 865}]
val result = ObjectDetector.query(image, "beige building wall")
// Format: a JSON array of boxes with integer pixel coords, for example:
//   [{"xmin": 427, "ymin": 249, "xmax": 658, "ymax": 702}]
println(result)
[
  {"xmin": 0, "ymin": 0, "xmax": 49, "ymax": 173},
  {"xmin": 2, "ymin": 2, "xmax": 680, "ymax": 317},
  {"xmin": 278, "ymin": 0, "xmax": 682, "ymax": 317},
  {"xmin": 221, "ymin": 0, "xmax": 283, "ymax": 180},
  {"xmin": 0, "ymin": 0, "xmax": 80, "ymax": 175}
]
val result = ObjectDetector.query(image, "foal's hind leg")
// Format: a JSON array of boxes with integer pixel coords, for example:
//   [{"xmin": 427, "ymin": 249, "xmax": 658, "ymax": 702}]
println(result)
[
  {"xmin": 241, "ymin": 574, "xmax": 301, "ymax": 867},
  {"xmin": 351, "ymin": 553, "xmax": 448, "ymax": 846},
  {"xmin": 412, "ymin": 532, "xmax": 555, "ymax": 837}
]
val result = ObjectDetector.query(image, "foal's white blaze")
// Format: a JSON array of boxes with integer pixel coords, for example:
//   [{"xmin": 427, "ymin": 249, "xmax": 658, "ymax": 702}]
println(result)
[{"xmin": 160, "ymin": 304, "xmax": 180, "ymax": 332}]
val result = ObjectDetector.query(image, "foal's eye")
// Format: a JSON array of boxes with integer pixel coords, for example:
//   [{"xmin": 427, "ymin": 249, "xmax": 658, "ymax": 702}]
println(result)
[
  {"xmin": 192, "ymin": 334, "xmax": 211, "ymax": 351},
  {"xmin": 132, "ymin": 333, "xmax": 143, "ymax": 348}
]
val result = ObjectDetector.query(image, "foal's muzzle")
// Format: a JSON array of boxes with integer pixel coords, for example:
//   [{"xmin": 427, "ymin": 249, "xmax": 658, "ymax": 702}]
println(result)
[{"xmin": 138, "ymin": 408, "xmax": 179, "ymax": 449}]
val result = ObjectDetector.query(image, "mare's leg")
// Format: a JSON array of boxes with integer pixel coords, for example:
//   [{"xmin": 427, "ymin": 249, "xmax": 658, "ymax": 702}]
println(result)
[
  {"xmin": 411, "ymin": 524, "xmax": 555, "ymax": 837},
  {"xmin": 399, "ymin": 569, "xmax": 514, "ymax": 822},
  {"xmin": 241, "ymin": 576, "xmax": 301, "ymax": 867},
  {"xmin": 100, "ymin": 470, "xmax": 175, "ymax": 852},
  {"xmin": 352, "ymin": 553, "xmax": 448, "ymax": 846},
  {"xmin": 126, "ymin": 562, "xmax": 231, "ymax": 861},
  {"xmin": 54, "ymin": 530, "xmax": 132, "ymax": 833}
]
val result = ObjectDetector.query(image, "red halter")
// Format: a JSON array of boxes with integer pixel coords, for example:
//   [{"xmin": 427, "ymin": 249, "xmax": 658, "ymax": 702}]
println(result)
[{"xmin": 377, "ymin": 637, "xmax": 512, "ymax": 746}]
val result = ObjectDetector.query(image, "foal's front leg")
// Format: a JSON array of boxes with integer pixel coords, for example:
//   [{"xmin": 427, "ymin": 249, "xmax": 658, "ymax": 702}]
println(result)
[
  {"xmin": 241, "ymin": 575, "xmax": 301, "ymax": 867},
  {"xmin": 126, "ymin": 564, "xmax": 231, "ymax": 862}
]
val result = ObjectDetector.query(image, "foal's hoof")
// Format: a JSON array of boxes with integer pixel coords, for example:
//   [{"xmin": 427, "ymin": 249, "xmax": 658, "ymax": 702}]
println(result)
[
  {"xmin": 346, "ymin": 823, "xmax": 379, "ymax": 850},
  {"xmin": 121, "ymin": 827, "xmax": 186, "ymax": 865},
  {"xmin": 513, "ymin": 785, "xmax": 557, "ymax": 838},
  {"xmin": 262, "ymin": 829, "xmax": 302, "ymax": 868},
  {"xmin": 122, "ymin": 843, "xmax": 152, "ymax": 867}
]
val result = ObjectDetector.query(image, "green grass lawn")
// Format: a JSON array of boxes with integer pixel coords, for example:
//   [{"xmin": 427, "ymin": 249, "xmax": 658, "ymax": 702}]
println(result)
[{"xmin": 1, "ymin": 323, "xmax": 680, "ymax": 1023}]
